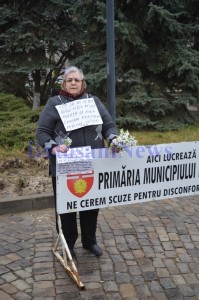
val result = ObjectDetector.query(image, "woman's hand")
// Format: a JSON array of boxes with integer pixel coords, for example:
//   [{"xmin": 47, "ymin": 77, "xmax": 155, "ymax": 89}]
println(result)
[
  {"xmin": 110, "ymin": 138, "xmax": 121, "ymax": 153},
  {"xmin": 51, "ymin": 144, "xmax": 69, "ymax": 155}
]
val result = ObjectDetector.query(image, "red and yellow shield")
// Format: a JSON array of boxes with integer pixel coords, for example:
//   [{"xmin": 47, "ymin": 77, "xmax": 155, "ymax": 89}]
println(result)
[{"xmin": 67, "ymin": 171, "xmax": 94, "ymax": 198}]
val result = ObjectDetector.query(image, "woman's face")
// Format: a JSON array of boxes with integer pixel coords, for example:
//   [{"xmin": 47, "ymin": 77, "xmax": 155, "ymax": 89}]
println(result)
[{"xmin": 63, "ymin": 71, "xmax": 83, "ymax": 96}]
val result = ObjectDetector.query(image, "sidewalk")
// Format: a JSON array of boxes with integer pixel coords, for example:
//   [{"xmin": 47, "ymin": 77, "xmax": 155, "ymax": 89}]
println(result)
[{"xmin": 0, "ymin": 195, "xmax": 199, "ymax": 299}]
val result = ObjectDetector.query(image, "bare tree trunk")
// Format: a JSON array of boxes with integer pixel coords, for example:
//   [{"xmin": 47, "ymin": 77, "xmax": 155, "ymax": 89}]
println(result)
[
  {"xmin": 32, "ymin": 92, "xmax": 40, "ymax": 109},
  {"xmin": 32, "ymin": 69, "xmax": 41, "ymax": 109}
]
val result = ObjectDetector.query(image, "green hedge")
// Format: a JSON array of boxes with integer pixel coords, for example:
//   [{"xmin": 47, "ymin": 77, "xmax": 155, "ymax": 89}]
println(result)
[{"xmin": 0, "ymin": 93, "xmax": 42, "ymax": 150}]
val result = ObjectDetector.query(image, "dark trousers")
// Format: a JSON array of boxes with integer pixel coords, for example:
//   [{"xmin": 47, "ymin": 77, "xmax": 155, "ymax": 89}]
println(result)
[{"xmin": 52, "ymin": 176, "xmax": 99, "ymax": 248}]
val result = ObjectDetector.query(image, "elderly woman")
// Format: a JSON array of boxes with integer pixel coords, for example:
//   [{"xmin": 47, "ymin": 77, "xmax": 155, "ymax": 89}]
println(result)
[{"xmin": 36, "ymin": 66, "xmax": 118, "ymax": 257}]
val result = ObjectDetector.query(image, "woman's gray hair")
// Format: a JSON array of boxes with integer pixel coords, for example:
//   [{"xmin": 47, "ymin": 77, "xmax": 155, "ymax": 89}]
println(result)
[{"xmin": 63, "ymin": 66, "xmax": 85, "ymax": 80}]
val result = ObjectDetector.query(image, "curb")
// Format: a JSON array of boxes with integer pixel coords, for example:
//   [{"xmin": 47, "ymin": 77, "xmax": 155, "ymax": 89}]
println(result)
[{"xmin": 0, "ymin": 193, "xmax": 54, "ymax": 215}]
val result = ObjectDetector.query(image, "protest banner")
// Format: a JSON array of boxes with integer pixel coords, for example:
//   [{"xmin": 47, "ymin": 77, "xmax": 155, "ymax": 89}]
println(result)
[{"xmin": 56, "ymin": 141, "xmax": 199, "ymax": 214}]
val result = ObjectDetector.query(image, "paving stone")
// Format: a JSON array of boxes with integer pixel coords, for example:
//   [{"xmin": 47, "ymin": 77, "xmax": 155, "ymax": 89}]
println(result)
[
  {"xmin": 56, "ymin": 292, "xmax": 81, "ymax": 299},
  {"xmin": 191, "ymin": 235, "xmax": 199, "ymax": 242},
  {"xmin": 159, "ymin": 235, "xmax": 170, "ymax": 242},
  {"xmin": 15, "ymin": 270, "xmax": 32, "ymax": 279},
  {"xmin": 184, "ymin": 242, "xmax": 195, "ymax": 249},
  {"xmin": 33, "ymin": 281, "xmax": 54, "ymax": 289},
  {"xmin": 184, "ymin": 297, "xmax": 199, "ymax": 300},
  {"xmin": 0, "ymin": 248, "xmax": 10, "ymax": 255},
  {"xmin": 176, "ymin": 263, "xmax": 190, "ymax": 273},
  {"xmin": 100, "ymin": 259, "xmax": 114, "ymax": 272},
  {"xmin": 0, "ymin": 282, "xmax": 18, "ymax": 294},
  {"xmin": 153, "ymin": 258, "xmax": 165, "ymax": 268},
  {"xmin": 104, "ymin": 239, "xmax": 115, "ymax": 247},
  {"xmin": 189, "ymin": 262, "xmax": 199, "ymax": 273},
  {"xmin": 111, "ymin": 255, "xmax": 124, "ymax": 263},
  {"xmin": 142, "ymin": 245, "xmax": 154, "ymax": 252},
  {"xmin": 116, "ymin": 243, "xmax": 129, "ymax": 251},
  {"xmin": 0, "ymin": 256, "xmax": 12, "ymax": 265},
  {"xmin": 103, "ymin": 281, "xmax": 118, "ymax": 292},
  {"xmin": 178, "ymin": 253, "xmax": 192, "ymax": 263},
  {"xmin": 139, "ymin": 239, "xmax": 150, "ymax": 246},
  {"xmin": 32, "ymin": 267, "xmax": 54, "ymax": 275},
  {"xmin": 143, "ymin": 271, "xmax": 157, "ymax": 281},
  {"xmin": 164, "ymin": 251, "xmax": 177, "ymax": 258},
  {"xmin": 132, "ymin": 249, "xmax": 144, "ymax": 258},
  {"xmin": 26, "ymin": 278, "xmax": 34, "ymax": 284},
  {"xmin": 33, "ymin": 256, "xmax": 54, "ymax": 263},
  {"xmin": 81, "ymin": 270, "xmax": 101, "ymax": 282},
  {"xmin": 13, "ymin": 292, "xmax": 32, "ymax": 300},
  {"xmin": 160, "ymin": 278, "xmax": 176, "ymax": 289},
  {"xmin": 138, "ymin": 258, "xmax": 155, "ymax": 272},
  {"xmin": 176, "ymin": 248, "xmax": 187, "ymax": 254},
  {"xmin": 183, "ymin": 273, "xmax": 199, "ymax": 284},
  {"xmin": 145, "ymin": 251, "xmax": 156, "ymax": 258},
  {"xmin": 34, "ymin": 274, "xmax": 56, "ymax": 281},
  {"xmin": 166, "ymin": 265, "xmax": 180, "ymax": 276},
  {"xmin": 154, "ymin": 245, "xmax": 164, "ymax": 252},
  {"xmin": 135, "ymin": 284, "xmax": 152, "ymax": 298},
  {"xmin": 128, "ymin": 265, "xmax": 142, "ymax": 276},
  {"xmin": 3, "ymin": 243, "xmax": 22, "ymax": 252},
  {"xmin": 101, "ymin": 272, "xmax": 115, "ymax": 281},
  {"xmin": 115, "ymin": 272, "xmax": 130, "ymax": 283},
  {"xmin": 6, "ymin": 253, "xmax": 22, "ymax": 261},
  {"xmin": 106, "ymin": 246, "xmax": 119, "ymax": 254},
  {"xmin": 1, "ymin": 272, "xmax": 17, "ymax": 282},
  {"xmin": 114, "ymin": 262, "xmax": 127, "ymax": 272},
  {"xmin": 190, "ymin": 284, "xmax": 199, "ymax": 296},
  {"xmin": 34, "ymin": 262, "xmax": 54, "ymax": 268},
  {"xmin": 119, "ymin": 283, "xmax": 136, "ymax": 298},
  {"xmin": 165, "ymin": 288, "xmax": 184, "ymax": 300},
  {"xmin": 121, "ymin": 252, "xmax": 134, "ymax": 260},
  {"xmin": 154, "ymin": 292, "xmax": 168, "ymax": 300},
  {"xmin": 188, "ymin": 249, "xmax": 199, "ymax": 256},
  {"xmin": 125, "ymin": 260, "xmax": 137, "ymax": 266},
  {"xmin": 83, "ymin": 282, "xmax": 101, "ymax": 289},
  {"xmin": 168, "ymin": 233, "xmax": 180, "ymax": 240},
  {"xmin": 148, "ymin": 281, "xmax": 163, "ymax": 293},
  {"xmin": 131, "ymin": 275, "xmax": 145, "ymax": 285},
  {"xmin": 0, "ymin": 290, "xmax": 13, "ymax": 300},
  {"xmin": 180, "ymin": 235, "xmax": 192, "ymax": 243},
  {"xmin": 177, "ymin": 228, "xmax": 188, "ymax": 235},
  {"xmin": 156, "ymin": 268, "xmax": 170, "ymax": 277},
  {"xmin": 106, "ymin": 292, "xmax": 123, "ymax": 300},
  {"xmin": 171, "ymin": 275, "xmax": 186, "ymax": 285},
  {"xmin": 0, "ymin": 278, "xmax": 4, "ymax": 285},
  {"xmin": 178, "ymin": 284, "xmax": 195, "ymax": 297},
  {"xmin": 173, "ymin": 241, "xmax": 184, "ymax": 248},
  {"xmin": 162, "ymin": 242, "xmax": 175, "ymax": 251},
  {"xmin": 12, "ymin": 279, "xmax": 30, "ymax": 291},
  {"xmin": 32, "ymin": 287, "xmax": 56, "ymax": 297},
  {"xmin": 80, "ymin": 288, "xmax": 106, "ymax": 300}
]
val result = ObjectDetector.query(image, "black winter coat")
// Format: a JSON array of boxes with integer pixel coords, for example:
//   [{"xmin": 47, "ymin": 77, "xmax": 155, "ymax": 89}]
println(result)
[{"xmin": 36, "ymin": 93, "xmax": 118, "ymax": 176}]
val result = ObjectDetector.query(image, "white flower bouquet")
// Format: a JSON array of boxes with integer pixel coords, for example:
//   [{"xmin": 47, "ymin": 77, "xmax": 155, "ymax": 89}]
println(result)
[
  {"xmin": 63, "ymin": 137, "xmax": 72, "ymax": 148},
  {"xmin": 110, "ymin": 129, "xmax": 138, "ymax": 153}
]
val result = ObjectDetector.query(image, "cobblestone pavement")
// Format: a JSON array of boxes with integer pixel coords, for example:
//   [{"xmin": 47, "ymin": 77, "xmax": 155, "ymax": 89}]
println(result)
[{"xmin": 0, "ymin": 196, "xmax": 199, "ymax": 300}]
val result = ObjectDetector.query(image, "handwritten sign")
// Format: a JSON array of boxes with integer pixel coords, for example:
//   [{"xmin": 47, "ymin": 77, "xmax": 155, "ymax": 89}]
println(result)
[
  {"xmin": 56, "ymin": 146, "xmax": 93, "ymax": 175},
  {"xmin": 56, "ymin": 142, "xmax": 199, "ymax": 214},
  {"xmin": 55, "ymin": 98, "xmax": 103, "ymax": 131}
]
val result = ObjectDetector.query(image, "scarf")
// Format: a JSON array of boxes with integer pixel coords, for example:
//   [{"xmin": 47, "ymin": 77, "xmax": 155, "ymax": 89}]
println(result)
[{"xmin": 59, "ymin": 89, "xmax": 86, "ymax": 100}]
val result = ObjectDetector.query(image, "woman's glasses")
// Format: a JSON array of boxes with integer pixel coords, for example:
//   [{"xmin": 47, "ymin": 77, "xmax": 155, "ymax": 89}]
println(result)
[{"xmin": 65, "ymin": 78, "xmax": 82, "ymax": 83}]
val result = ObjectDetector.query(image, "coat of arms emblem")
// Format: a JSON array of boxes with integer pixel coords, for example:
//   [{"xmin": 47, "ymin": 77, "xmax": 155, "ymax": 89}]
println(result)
[{"xmin": 67, "ymin": 171, "xmax": 94, "ymax": 198}]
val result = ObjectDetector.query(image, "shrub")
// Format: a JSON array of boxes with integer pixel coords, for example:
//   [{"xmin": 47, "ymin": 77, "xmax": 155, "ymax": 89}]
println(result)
[{"xmin": 0, "ymin": 93, "xmax": 42, "ymax": 153}]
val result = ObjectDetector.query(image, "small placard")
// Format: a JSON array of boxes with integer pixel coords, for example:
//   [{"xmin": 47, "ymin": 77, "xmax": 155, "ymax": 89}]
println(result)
[{"xmin": 56, "ymin": 146, "xmax": 93, "ymax": 175}]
